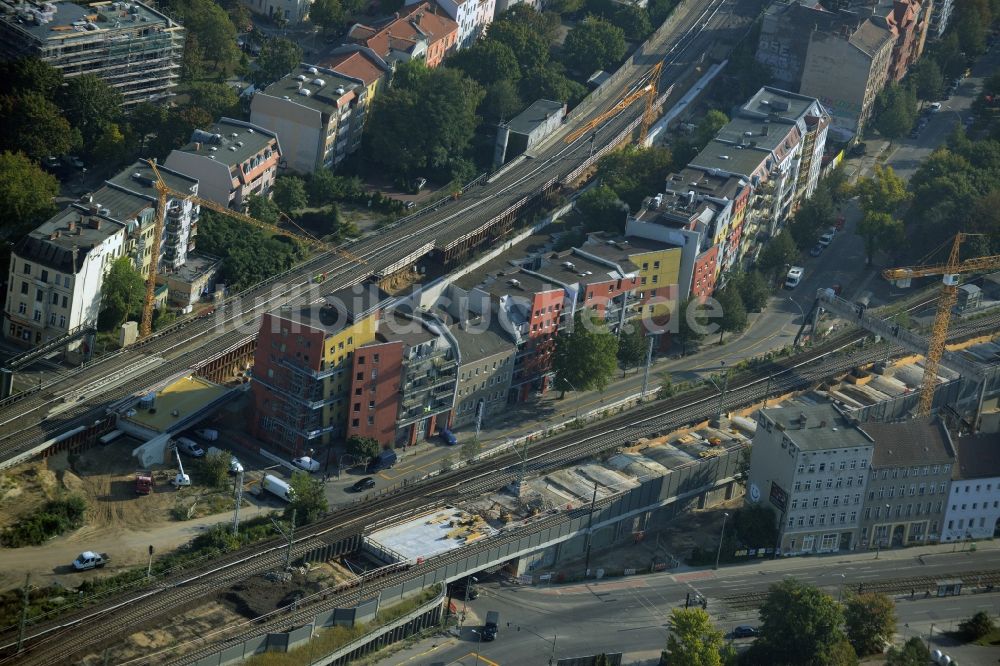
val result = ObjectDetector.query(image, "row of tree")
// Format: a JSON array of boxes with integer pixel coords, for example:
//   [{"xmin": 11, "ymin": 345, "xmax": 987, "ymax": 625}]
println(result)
[{"xmin": 873, "ymin": 0, "xmax": 996, "ymax": 140}]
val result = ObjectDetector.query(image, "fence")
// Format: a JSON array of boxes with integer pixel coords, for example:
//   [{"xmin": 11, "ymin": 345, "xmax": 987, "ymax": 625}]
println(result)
[{"xmin": 191, "ymin": 587, "xmax": 445, "ymax": 666}]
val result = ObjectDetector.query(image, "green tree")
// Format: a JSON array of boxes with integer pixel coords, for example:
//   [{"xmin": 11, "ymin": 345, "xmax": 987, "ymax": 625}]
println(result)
[
  {"xmin": 273, "ymin": 176, "xmax": 308, "ymax": 213},
  {"xmin": 789, "ymin": 185, "xmax": 835, "ymax": 250},
  {"xmin": 0, "ymin": 92, "xmax": 76, "ymax": 162},
  {"xmin": 553, "ymin": 311, "xmax": 619, "ymax": 396},
  {"xmin": 874, "ymin": 82, "xmax": 917, "ymax": 141},
  {"xmin": 252, "ymin": 38, "xmax": 303, "ymax": 86},
  {"xmin": 92, "ymin": 123, "xmax": 128, "ymax": 165},
  {"xmin": 0, "ymin": 151, "xmax": 59, "ymax": 238},
  {"xmin": 247, "ymin": 194, "xmax": 281, "ymax": 225},
  {"xmin": 756, "ymin": 579, "xmax": 850, "ymax": 665},
  {"xmin": 519, "ymin": 64, "xmax": 586, "ymax": 105},
  {"xmin": 310, "ymin": 0, "xmax": 344, "ymax": 30},
  {"xmin": 548, "ymin": 0, "xmax": 585, "ymax": 14},
  {"xmin": 885, "ymin": 637, "xmax": 931, "ymax": 666},
  {"xmin": 129, "ymin": 103, "xmax": 168, "ymax": 155},
  {"xmin": 612, "ymin": 5, "xmax": 652, "ymax": 41},
  {"xmin": 0, "ymin": 57, "xmax": 64, "ymax": 99},
  {"xmin": 695, "ymin": 110, "xmax": 729, "ymax": 149},
  {"xmin": 663, "ymin": 607, "xmax": 732, "ymax": 666},
  {"xmin": 854, "ymin": 165, "xmax": 909, "ymax": 215},
  {"xmin": 201, "ymin": 450, "xmax": 230, "ymax": 489},
  {"xmin": 756, "ymin": 230, "xmax": 798, "ymax": 278},
  {"xmin": 597, "ymin": 145, "xmax": 673, "ymax": 210},
  {"xmin": 481, "ymin": 79, "xmax": 524, "ymax": 124},
  {"xmin": 346, "ymin": 435, "xmax": 380, "ymax": 460},
  {"xmin": 168, "ymin": 0, "xmax": 241, "ymax": 77},
  {"xmin": 100, "ymin": 256, "xmax": 146, "ymax": 330},
  {"xmin": 844, "ymin": 593, "xmax": 896, "ymax": 656},
  {"xmin": 488, "ymin": 13, "xmax": 551, "ymax": 73},
  {"xmin": 716, "ymin": 283, "xmax": 747, "ymax": 344},
  {"xmin": 196, "ymin": 210, "xmax": 302, "ymax": 290},
  {"xmin": 911, "ymin": 58, "xmax": 944, "ymax": 101},
  {"xmin": 575, "ymin": 185, "xmax": 626, "ymax": 232},
  {"xmin": 616, "ymin": 324, "xmax": 646, "ymax": 375},
  {"xmin": 738, "ymin": 271, "xmax": 770, "ymax": 312},
  {"xmin": 287, "ymin": 470, "xmax": 328, "ymax": 524},
  {"xmin": 57, "ymin": 74, "xmax": 123, "ymax": 148},
  {"xmin": 673, "ymin": 296, "xmax": 706, "ymax": 354},
  {"xmin": 648, "ymin": 0, "xmax": 678, "ymax": 23},
  {"xmin": 959, "ymin": 610, "xmax": 995, "ymax": 641},
  {"xmin": 448, "ymin": 40, "xmax": 521, "ymax": 87},
  {"xmin": 732, "ymin": 504, "xmax": 778, "ymax": 549},
  {"xmin": 857, "ymin": 211, "xmax": 904, "ymax": 266},
  {"xmin": 187, "ymin": 82, "xmax": 240, "ymax": 118},
  {"xmin": 460, "ymin": 438, "xmax": 482, "ymax": 460},
  {"xmin": 563, "ymin": 16, "xmax": 626, "ymax": 74},
  {"xmin": 365, "ymin": 63, "xmax": 484, "ymax": 180}
]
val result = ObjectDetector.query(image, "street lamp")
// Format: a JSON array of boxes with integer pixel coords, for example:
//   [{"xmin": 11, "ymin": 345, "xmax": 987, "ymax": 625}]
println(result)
[
  {"xmin": 469, "ymin": 629, "xmax": 484, "ymax": 666},
  {"xmin": 708, "ymin": 361, "xmax": 729, "ymax": 427},
  {"xmin": 787, "ymin": 297, "xmax": 805, "ymax": 321},
  {"xmin": 876, "ymin": 503, "xmax": 891, "ymax": 559},
  {"xmin": 834, "ymin": 572, "xmax": 847, "ymax": 602},
  {"xmin": 714, "ymin": 512, "xmax": 730, "ymax": 570}
]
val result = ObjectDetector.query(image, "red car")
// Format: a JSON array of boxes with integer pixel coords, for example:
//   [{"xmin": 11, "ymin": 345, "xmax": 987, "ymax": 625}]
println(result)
[{"xmin": 835, "ymin": 215, "xmax": 846, "ymax": 231}]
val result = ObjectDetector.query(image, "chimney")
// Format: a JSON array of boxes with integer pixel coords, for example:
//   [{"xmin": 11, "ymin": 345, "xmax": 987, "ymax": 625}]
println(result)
[
  {"xmin": 68, "ymin": 219, "xmax": 76, "ymax": 232},
  {"xmin": 194, "ymin": 142, "xmax": 202, "ymax": 151},
  {"xmin": 89, "ymin": 217, "xmax": 102, "ymax": 230},
  {"xmin": 799, "ymin": 412, "xmax": 808, "ymax": 428}
]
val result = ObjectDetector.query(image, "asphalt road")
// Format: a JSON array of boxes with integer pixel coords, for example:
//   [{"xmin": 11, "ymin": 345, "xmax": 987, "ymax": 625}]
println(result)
[{"xmin": 383, "ymin": 543, "xmax": 1000, "ymax": 665}]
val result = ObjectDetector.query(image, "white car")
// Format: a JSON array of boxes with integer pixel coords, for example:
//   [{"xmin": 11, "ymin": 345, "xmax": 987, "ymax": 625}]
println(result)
[
  {"xmin": 292, "ymin": 456, "xmax": 321, "ymax": 472},
  {"xmin": 229, "ymin": 456, "xmax": 244, "ymax": 475},
  {"xmin": 818, "ymin": 231, "xmax": 835, "ymax": 247},
  {"xmin": 929, "ymin": 102, "xmax": 942, "ymax": 112},
  {"xmin": 73, "ymin": 551, "xmax": 108, "ymax": 570},
  {"xmin": 785, "ymin": 266, "xmax": 804, "ymax": 289}
]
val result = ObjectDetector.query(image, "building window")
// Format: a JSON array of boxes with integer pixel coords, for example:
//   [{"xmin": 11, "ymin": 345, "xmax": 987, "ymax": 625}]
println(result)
[
  {"xmin": 368, "ymin": 400, "xmax": 375, "ymax": 410},
  {"xmin": 353, "ymin": 403, "xmax": 360, "ymax": 412},
  {"xmin": 367, "ymin": 416, "xmax": 374, "ymax": 426},
  {"xmin": 20, "ymin": 282, "xmax": 27, "ymax": 295},
  {"xmin": 358, "ymin": 356, "xmax": 365, "ymax": 365},
  {"xmin": 48, "ymin": 314, "xmax": 56, "ymax": 325},
  {"xmin": 356, "ymin": 372, "xmax": 363, "ymax": 381},
  {"xmin": 23, "ymin": 263, "xmax": 30, "ymax": 275},
  {"xmin": 59, "ymin": 315, "xmax": 65, "ymax": 327},
  {"xmin": 352, "ymin": 418, "xmax": 359, "ymax": 427},
  {"xmin": 17, "ymin": 303, "xmax": 25, "ymax": 315},
  {"xmin": 33, "ymin": 310, "xmax": 41, "ymax": 322},
  {"xmin": 35, "ymin": 289, "xmax": 42, "ymax": 302}
]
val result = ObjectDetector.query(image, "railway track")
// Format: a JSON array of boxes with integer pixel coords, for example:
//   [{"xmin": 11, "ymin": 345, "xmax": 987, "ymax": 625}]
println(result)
[
  {"xmin": 719, "ymin": 569, "xmax": 1000, "ymax": 612},
  {"xmin": 0, "ymin": 0, "xmax": 731, "ymax": 472},
  {"xmin": 6, "ymin": 306, "xmax": 982, "ymax": 665}
]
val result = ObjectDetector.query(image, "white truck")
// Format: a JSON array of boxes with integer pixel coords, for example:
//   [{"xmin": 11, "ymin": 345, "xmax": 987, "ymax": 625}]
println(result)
[
  {"xmin": 261, "ymin": 474, "xmax": 294, "ymax": 502},
  {"xmin": 72, "ymin": 551, "xmax": 109, "ymax": 570}
]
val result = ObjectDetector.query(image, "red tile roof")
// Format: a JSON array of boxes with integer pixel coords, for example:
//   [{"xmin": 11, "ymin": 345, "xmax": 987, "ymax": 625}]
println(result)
[
  {"xmin": 323, "ymin": 50, "xmax": 385, "ymax": 87},
  {"xmin": 349, "ymin": 2, "xmax": 457, "ymax": 62}
]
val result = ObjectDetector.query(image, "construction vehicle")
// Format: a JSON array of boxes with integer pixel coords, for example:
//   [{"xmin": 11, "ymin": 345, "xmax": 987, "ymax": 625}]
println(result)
[
  {"xmin": 137, "ymin": 160, "xmax": 367, "ymax": 338},
  {"xmin": 171, "ymin": 445, "xmax": 191, "ymax": 488},
  {"xmin": 564, "ymin": 61, "xmax": 665, "ymax": 146},
  {"xmin": 135, "ymin": 470, "xmax": 153, "ymax": 495},
  {"xmin": 883, "ymin": 233, "xmax": 1000, "ymax": 414}
]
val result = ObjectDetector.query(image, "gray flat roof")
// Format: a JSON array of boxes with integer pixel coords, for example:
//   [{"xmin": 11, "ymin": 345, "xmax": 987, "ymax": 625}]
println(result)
[
  {"xmin": 532, "ymin": 251, "xmax": 632, "ymax": 285},
  {"xmin": 168, "ymin": 253, "xmax": 221, "ymax": 282},
  {"xmin": 507, "ymin": 99, "xmax": 565, "ymax": 136},
  {"xmin": 864, "ymin": 419, "xmax": 954, "ymax": 467},
  {"xmin": 449, "ymin": 316, "xmax": 515, "ymax": 364},
  {"xmin": 741, "ymin": 86, "xmax": 819, "ymax": 123},
  {"xmin": 1, "ymin": 0, "xmax": 176, "ymax": 44},
  {"xmin": 105, "ymin": 160, "xmax": 198, "ymax": 200},
  {"xmin": 689, "ymin": 138, "xmax": 772, "ymax": 179},
  {"xmin": 262, "ymin": 63, "xmax": 362, "ymax": 116},
  {"xmin": 178, "ymin": 117, "xmax": 277, "ymax": 168},
  {"xmin": 760, "ymin": 402, "xmax": 874, "ymax": 451},
  {"xmin": 379, "ymin": 311, "xmax": 438, "ymax": 348}
]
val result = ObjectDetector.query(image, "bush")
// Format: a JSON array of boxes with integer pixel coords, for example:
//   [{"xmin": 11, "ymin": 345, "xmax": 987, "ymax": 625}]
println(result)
[
  {"xmin": 959, "ymin": 611, "xmax": 995, "ymax": 641},
  {"xmin": 2, "ymin": 495, "xmax": 87, "ymax": 547}
]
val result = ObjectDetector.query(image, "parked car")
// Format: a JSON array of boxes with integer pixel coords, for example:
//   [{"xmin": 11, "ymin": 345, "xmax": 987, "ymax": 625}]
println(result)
[
  {"xmin": 42, "ymin": 155, "xmax": 64, "ymax": 174},
  {"xmin": 404, "ymin": 200, "xmax": 416, "ymax": 210},
  {"xmin": 440, "ymin": 427, "xmax": 457, "ymax": 446},
  {"xmin": 229, "ymin": 456, "xmax": 244, "ymax": 475},
  {"xmin": 909, "ymin": 127, "xmax": 921, "ymax": 139},
  {"xmin": 785, "ymin": 266, "xmax": 804, "ymax": 289},
  {"xmin": 849, "ymin": 142, "xmax": 867, "ymax": 157},
  {"xmin": 733, "ymin": 625, "xmax": 758, "ymax": 638},
  {"xmin": 175, "ymin": 437, "xmax": 204, "ymax": 457},
  {"xmin": 809, "ymin": 244, "xmax": 824, "ymax": 257},
  {"xmin": 414, "ymin": 177, "xmax": 427, "ymax": 191},
  {"xmin": 818, "ymin": 230, "xmax": 835, "ymax": 247},
  {"xmin": 194, "ymin": 428, "xmax": 218, "ymax": 441},
  {"xmin": 72, "ymin": 551, "xmax": 109, "ymax": 571},
  {"xmin": 929, "ymin": 102, "xmax": 942, "ymax": 112},
  {"xmin": 292, "ymin": 456, "xmax": 321, "ymax": 472},
  {"xmin": 352, "ymin": 476, "xmax": 376, "ymax": 492},
  {"xmin": 449, "ymin": 576, "xmax": 479, "ymax": 599}
]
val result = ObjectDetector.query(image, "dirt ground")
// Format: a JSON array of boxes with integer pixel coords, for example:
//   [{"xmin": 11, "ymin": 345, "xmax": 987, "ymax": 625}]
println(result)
[{"xmin": 0, "ymin": 439, "xmax": 271, "ymax": 592}]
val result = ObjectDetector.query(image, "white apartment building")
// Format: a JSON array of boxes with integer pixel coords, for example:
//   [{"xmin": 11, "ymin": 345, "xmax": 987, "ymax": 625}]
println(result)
[
  {"xmin": 165, "ymin": 118, "xmax": 281, "ymax": 212},
  {"xmin": 406, "ymin": 0, "xmax": 494, "ymax": 49},
  {"xmin": 251, "ymin": 64, "xmax": 367, "ymax": 174},
  {"xmin": 747, "ymin": 402, "xmax": 875, "ymax": 555},
  {"xmin": 3, "ymin": 162, "xmax": 199, "ymax": 347},
  {"xmin": 942, "ymin": 433, "xmax": 1000, "ymax": 542}
]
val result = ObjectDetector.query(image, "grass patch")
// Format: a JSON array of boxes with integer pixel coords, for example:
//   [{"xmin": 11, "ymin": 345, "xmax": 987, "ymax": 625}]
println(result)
[
  {"xmin": 1, "ymin": 495, "xmax": 87, "ymax": 547},
  {"xmin": 243, "ymin": 585, "xmax": 443, "ymax": 666},
  {"xmin": 973, "ymin": 627, "xmax": 1000, "ymax": 646}
]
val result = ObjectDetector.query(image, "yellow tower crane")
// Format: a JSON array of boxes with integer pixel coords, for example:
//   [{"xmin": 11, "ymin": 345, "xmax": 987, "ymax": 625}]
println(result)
[
  {"xmin": 882, "ymin": 233, "xmax": 1000, "ymax": 414},
  {"xmin": 563, "ymin": 61, "xmax": 665, "ymax": 145},
  {"xmin": 140, "ymin": 160, "xmax": 366, "ymax": 338}
]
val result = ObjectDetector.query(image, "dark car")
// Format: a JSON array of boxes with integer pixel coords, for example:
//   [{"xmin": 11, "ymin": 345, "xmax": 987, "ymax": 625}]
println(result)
[
  {"xmin": 449, "ymin": 576, "xmax": 479, "ymax": 599},
  {"xmin": 809, "ymin": 244, "xmax": 824, "ymax": 257},
  {"xmin": 849, "ymin": 142, "xmax": 867, "ymax": 157},
  {"xmin": 352, "ymin": 477, "xmax": 376, "ymax": 492},
  {"xmin": 440, "ymin": 427, "xmax": 457, "ymax": 446},
  {"xmin": 733, "ymin": 626, "xmax": 758, "ymax": 638}
]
